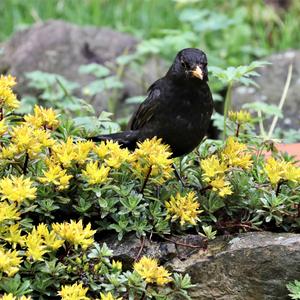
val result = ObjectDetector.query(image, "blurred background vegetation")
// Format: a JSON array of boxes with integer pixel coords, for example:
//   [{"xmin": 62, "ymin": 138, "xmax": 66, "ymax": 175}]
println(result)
[
  {"xmin": 1, "ymin": 0, "xmax": 300, "ymax": 66},
  {"xmin": 1, "ymin": 0, "xmax": 300, "ymax": 142}
]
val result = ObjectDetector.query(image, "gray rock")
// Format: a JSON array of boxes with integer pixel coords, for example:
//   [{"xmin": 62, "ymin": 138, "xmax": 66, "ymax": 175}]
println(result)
[
  {"xmin": 0, "ymin": 20, "xmax": 166, "ymax": 114},
  {"xmin": 105, "ymin": 233, "xmax": 207, "ymax": 269},
  {"xmin": 232, "ymin": 50, "xmax": 300, "ymax": 131},
  {"xmin": 170, "ymin": 232, "xmax": 300, "ymax": 300}
]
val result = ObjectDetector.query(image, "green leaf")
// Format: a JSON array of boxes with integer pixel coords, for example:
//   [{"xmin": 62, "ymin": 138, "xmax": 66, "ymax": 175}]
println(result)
[
  {"xmin": 243, "ymin": 102, "xmax": 283, "ymax": 118},
  {"xmin": 0, "ymin": 275, "xmax": 32, "ymax": 296},
  {"xmin": 79, "ymin": 63, "xmax": 111, "ymax": 78}
]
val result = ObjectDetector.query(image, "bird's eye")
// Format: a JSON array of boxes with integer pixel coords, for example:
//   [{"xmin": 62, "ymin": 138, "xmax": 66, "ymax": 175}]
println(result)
[{"xmin": 181, "ymin": 60, "xmax": 189, "ymax": 69}]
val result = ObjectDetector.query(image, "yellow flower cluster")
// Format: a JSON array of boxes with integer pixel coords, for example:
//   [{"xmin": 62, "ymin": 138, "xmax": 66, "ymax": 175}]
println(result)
[
  {"xmin": 0, "ymin": 74, "xmax": 19, "ymax": 110},
  {"xmin": 222, "ymin": 137, "xmax": 253, "ymax": 169},
  {"xmin": 2, "ymin": 223, "xmax": 25, "ymax": 248},
  {"xmin": 228, "ymin": 110, "xmax": 252, "ymax": 124},
  {"xmin": 165, "ymin": 191, "xmax": 202, "ymax": 225},
  {"xmin": 111, "ymin": 260, "xmax": 122, "ymax": 271},
  {"xmin": 264, "ymin": 157, "xmax": 300, "ymax": 185},
  {"xmin": 82, "ymin": 161, "xmax": 110, "ymax": 185},
  {"xmin": 0, "ymin": 201, "xmax": 20, "ymax": 223},
  {"xmin": 0, "ymin": 175, "xmax": 36, "ymax": 205},
  {"xmin": 95, "ymin": 140, "xmax": 133, "ymax": 169},
  {"xmin": 201, "ymin": 137, "xmax": 253, "ymax": 197},
  {"xmin": 24, "ymin": 105, "xmax": 60, "ymax": 129},
  {"xmin": 134, "ymin": 256, "xmax": 172, "ymax": 286},
  {"xmin": 8, "ymin": 122, "xmax": 56, "ymax": 159},
  {"xmin": 26, "ymin": 224, "xmax": 64, "ymax": 261},
  {"xmin": 52, "ymin": 220, "xmax": 96, "ymax": 250},
  {"xmin": 58, "ymin": 282, "xmax": 89, "ymax": 300},
  {"xmin": 39, "ymin": 160, "xmax": 73, "ymax": 190},
  {"xmin": 57, "ymin": 283, "xmax": 122, "ymax": 300},
  {"xmin": 132, "ymin": 137, "xmax": 173, "ymax": 184},
  {"xmin": 98, "ymin": 292, "xmax": 122, "ymax": 300},
  {"xmin": 0, "ymin": 294, "xmax": 31, "ymax": 300},
  {"xmin": 0, "ymin": 118, "xmax": 8, "ymax": 136},
  {"xmin": 0, "ymin": 247, "xmax": 22, "ymax": 277},
  {"xmin": 74, "ymin": 140, "xmax": 95, "ymax": 165}
]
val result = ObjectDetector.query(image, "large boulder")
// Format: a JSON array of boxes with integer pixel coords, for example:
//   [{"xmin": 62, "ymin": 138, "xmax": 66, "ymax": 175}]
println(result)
[
  {"xmin": 171, "ymin": 232, "xmax": 300, "ymax": 299},
  {"xmin": 0, "ymin": 20, "xmax": 165, "ymax": 113},
  {"xmin": 232, "ymin": 50, "xmax": 300, "ymax": 131},
  {"xmin": 105, "ymin": 232, "xmax": 300, "ymax": 299}
]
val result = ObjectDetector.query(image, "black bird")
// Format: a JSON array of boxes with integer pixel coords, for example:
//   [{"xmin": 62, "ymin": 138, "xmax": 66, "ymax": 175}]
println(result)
[{"xmin": 91, "ymin": 48, "xmax": 213, "ymax": 157}]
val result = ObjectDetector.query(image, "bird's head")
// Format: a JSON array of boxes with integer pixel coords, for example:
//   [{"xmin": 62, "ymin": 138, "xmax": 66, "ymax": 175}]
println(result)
[{"xmin": 168, "ymin": 48, "xmax": 209, "ymax": 82}]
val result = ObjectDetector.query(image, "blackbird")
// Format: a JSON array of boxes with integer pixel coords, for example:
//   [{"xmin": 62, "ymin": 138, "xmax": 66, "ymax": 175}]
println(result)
[{"xmin": 91, "ymin": 48, "xmax": 213, "ymax": 157}]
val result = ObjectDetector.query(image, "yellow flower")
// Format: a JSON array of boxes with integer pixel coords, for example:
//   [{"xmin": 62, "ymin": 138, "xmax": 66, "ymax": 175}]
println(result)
[
  {"xmin": 0, "ymin": 175, "xmax": 36, "ymax": 205},
  {"xmin": 165, "ymin": 192, "xmax": 201, "ymax": 225},
  {"xmin": 222, "ymin": 137, "xmax": 252, "ymax": 169},
  {"xmin": 35, "ymin": 128, "xmax": 56, "ymax": 148},
  {"xmin": 210, "ymin": 176, "xmax": 233, "ymax": 197},
  {"xmin": 24, "ymin": 224, "xmax": 64, "ymax": 261},
  {"xmin": 52, "ymin": 220, "xmax": 96, "ymax": 250},
  {"xmin": 39, "ymin": 163, "xmax": 73, "ymax": 190},
  {"xmin": 74, "ymin": 140, "xmax": 95, "ymax": 165},
  {"xmin": 0, "ymin": 247, "xmax": 22, "ymax": 277},
  {"xmin": 99, "ymin": 292, "xmax": 122, "ymax": 300},
  {"xmin": 1, "ymin": 294, "xmax": 32, "ymax": 300},
  {"xmin": 134, "ymin": 256, "xmax": 172, "ymax": 286},
  {"xmin": 19, "ymin": 296, "xmax": 32, "ymax": 300},
  {"xmin": 11, "ymin": 124, "xmax": 44, "ymax": 158},
  {"xmin": 0, "ymin": 75, "xmax": 20, "ymax": 110},
  {"xmin": 105, "ymin": 147, "xmax": 133, "ymax": 169},
  {"xmin": 0, "ymin": 75, "xmax": 16, "ymax": 88},
  {"xmin": 2, "ymin": 224, "xmax": 25, "ymax": 248},
  {"xmin": 283, "ymin": 162, "xmax": 300, "ymax": 182},
  {"xmin": 94, "ymin": 141, "xmax": 110, "ymax": 158},
  {"xmin": 228, "ymin": 110, "xmax": 252, "ymax": 124},
  {"xmin": 0, "ymin": 201, "xmax": 20, "ymax": 223},
  {"xmin": 82, "ymin": 161, "xmax": 110, "ymax": 185},
  {"xmin": 24, "ymin": 105, "xmax": 59, "ymax": 129},
  {"xmin": 52, "ymin": 137, "xmax": 77, "ymax": 168},
  {"xmin": 94, "ymin": 140, "xmax": 133, "ymax": 169},
  {"xmin": 0, "ymin": 294, "xmax": 16, "ymax": 300},
  {"xmin": 111, "ymin": 260, "xmax": 122, "ymax": 271},
  {"xmin": 200, "ymin": 155, "xmax": 227, "ymax": 181},
  {"xmin": 0, "ymin": 144, "xmax": 19, "ymax": 159},
  {"xmin": 36, "ymin": 223, "xmax": 64, "ymax": 251},
  {"xmin": 264, "ymin": 157, "xmax": 300, "ymax": 185},
  {"xmin": 264, "ymin": 157, "xmax": 285, "ymax": 185},
  {"xmin": 133, "ymin": 137, "xmax": 173, "ymax": 184},
  {"xmin": 25, "ymin": 228, "xmax": 48, "ymax": 261},
  {"xmin": 58, "ymin": 282, "xmax": 89, "ymax": 300},
  {"xmin": 0, "ymin": 118, "xmax": 8, "ymax": 136}
]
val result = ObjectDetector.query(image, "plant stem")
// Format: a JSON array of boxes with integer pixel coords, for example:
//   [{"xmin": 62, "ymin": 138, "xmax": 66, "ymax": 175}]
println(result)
[
  {"xmin": 140, "ymin": 165, "xmax": 152, "ymax": 194},
  {"xmin": 257, "ymin": 110, "xmax": 267, "ymax": 138},
  {"xmin": 23, "ymin": 152, "xmax": 29, "ymax": 175},
  {"xmin": 223, "ymin": 82, "xmax": 233, "ymax": 141},
  {"xmin": 267, "ymin": 64, "xmax": 293, "ymax": 139},
  {"xmin": 275, "ymin": 180, "xmax": 283, "ymax": 196},
  {"xmin": 135, "ymin": 236, "xmax": 146, "ymax": 262},
  {"xmin": 235, "ymin": 123, "xmax": 241, "ymax": 137}
]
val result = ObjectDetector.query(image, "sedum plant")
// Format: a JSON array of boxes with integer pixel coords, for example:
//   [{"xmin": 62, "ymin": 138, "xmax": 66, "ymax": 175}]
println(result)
[{"xmin": 0, "ymin": 75, "xmax": 300, "ymax": 298}]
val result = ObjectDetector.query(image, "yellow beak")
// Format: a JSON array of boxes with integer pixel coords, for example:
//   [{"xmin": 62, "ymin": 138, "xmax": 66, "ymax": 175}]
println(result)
[{"xmin": 191, "ymin": 65, "xmax": 203, "ymax": 80}]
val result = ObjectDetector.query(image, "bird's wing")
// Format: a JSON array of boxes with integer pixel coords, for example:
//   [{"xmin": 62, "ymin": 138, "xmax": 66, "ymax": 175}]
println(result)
[{"xmin": 128, "ymin": 80, "xmax": 162, "ymax": 130}]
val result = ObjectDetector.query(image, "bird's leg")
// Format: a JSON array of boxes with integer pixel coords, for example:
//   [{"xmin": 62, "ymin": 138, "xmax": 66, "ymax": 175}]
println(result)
[
  {"xmin": 140, "ymin": 165, "xmax": 153, "ymax": 194},
  {"xmin": 172, "ymin": 163, "xmax": 185, "ymax": 186}
]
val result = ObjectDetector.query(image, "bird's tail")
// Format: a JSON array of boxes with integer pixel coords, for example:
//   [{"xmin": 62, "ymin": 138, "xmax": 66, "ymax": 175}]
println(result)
[{"xmin": 88, "ymin": 131, "xmax": 138, "ymax": 150}]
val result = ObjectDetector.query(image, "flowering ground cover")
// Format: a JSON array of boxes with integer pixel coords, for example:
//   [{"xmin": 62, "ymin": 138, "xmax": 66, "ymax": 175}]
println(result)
[{"xmin": 0, "ymin": 75, "xmax": 300, "ymax": 299}]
